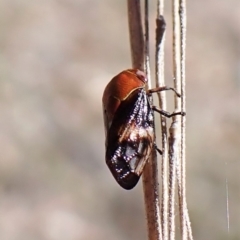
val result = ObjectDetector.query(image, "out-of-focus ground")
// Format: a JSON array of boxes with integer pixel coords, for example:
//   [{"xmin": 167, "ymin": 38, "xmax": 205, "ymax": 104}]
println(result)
[{"xmin": 0, "ymin": 1, "xmax": 240, "ymax": 240}]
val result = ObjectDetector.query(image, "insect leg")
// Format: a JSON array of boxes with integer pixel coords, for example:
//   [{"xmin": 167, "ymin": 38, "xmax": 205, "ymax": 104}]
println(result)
[
  {"xmin": 152, "ymin": 106, "xmax": 186, "ymax": 117},
  {"xmin": 154, "ymin": 143, "xmax": 162, "ymax": 155},
  {"xmin": 147, "ymin": 86, "xmax": 181, "ymax": 98},
  {"xmin": 149, "ymin": 17, "xmax": 181, "ymax": 98}
]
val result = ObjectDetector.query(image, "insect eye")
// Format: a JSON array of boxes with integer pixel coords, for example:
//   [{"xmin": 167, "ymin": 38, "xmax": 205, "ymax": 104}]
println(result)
[{"xmin": 135, "ymin": 69, "xmax": 147, "ymax": 83}]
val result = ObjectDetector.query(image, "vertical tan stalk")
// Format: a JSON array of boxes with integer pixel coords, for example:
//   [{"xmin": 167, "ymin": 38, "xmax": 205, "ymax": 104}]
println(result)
[
  {"xmin": 127, "ymin": 1, "xmax": 193, "ymax": 240},
  {"xmin": 179, "ymin": 1, "xmax": 194, "ymax": 239},
  {"xmin": 168, "ymin": 0, "xmax": 181, "ymax": 239},
  {"xmin": 155, "ymin": 1, "xmax": 168, "ymax": 240},
  {"xmin": 127, "ymin": 0, "xmax": 144, "ymax": 71},
  {"xmin": 142, "ymin": 0, "xmax": 162, "ymax": 239},
  {"xmin": 171, "ymin": 0, "xmax": 194, "ymax": 239},
  {"xmin": 178, "ymin": 0, "xmax": 187, "ymax": 238},
  {"xmin": 128, "ymin": 1, "xmax": 162, "ymax": 240}
]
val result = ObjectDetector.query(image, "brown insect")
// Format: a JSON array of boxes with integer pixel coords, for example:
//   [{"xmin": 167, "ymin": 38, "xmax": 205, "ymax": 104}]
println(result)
[{"xmin": 102, "ymin": 69, "xmax": 184, "ymax": 190}]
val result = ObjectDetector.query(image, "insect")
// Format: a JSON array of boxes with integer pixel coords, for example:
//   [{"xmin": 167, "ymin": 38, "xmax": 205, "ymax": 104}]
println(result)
[{"xmin": 102, "ymin": 69, "xmax": 184, "ymax": 190}]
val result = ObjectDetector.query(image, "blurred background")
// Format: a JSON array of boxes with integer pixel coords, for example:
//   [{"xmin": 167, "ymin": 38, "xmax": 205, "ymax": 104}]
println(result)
[{"xmin": 0, "ymin": 0, "xmax": 240, "ymax": 239}]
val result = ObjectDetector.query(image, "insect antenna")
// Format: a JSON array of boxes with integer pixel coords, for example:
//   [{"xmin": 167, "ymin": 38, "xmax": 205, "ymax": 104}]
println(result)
[{"xmin": 153, "ymin": 143, "xmax": 162, "ymax": 155}]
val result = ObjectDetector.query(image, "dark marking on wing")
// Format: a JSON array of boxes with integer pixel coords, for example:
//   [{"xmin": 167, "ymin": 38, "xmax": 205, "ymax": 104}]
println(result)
[{"xmin": 105, "ymin": 88, "xmax": 154, "ymax": 190}]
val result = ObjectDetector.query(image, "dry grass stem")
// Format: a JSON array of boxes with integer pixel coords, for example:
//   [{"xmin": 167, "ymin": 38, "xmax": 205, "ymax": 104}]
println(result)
[
  {"xmin": 142, "ymin": 1, "xmax": 162, "ymax": 239},
  {"xmin": 127, "ymin": 0, "xmax": 144, "ymax": 71},
  {"xmin": 127, "ymin": 1, "xmax": 162, "ymax": 240},
  {"xmin": 127, "ymin": 1, "xmax": 193, "ymax": 239},
  {"xmin": 169, "ymin": 0, "xmax": 181, "ymax": 239},
  {"xmin": 155, "ymin": 13, "xmax": 168, "ymax": 240},
  {"xmin": 179, "ymin": 0, "xmax": 194, "ymax": 239},
  {"xmin": 172, "ymin": 0, "xmax": 193, "ymax": 239}
]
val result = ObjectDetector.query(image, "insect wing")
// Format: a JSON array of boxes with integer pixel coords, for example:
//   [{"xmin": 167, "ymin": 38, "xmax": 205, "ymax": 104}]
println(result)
[{"xmin": 106, "ymin": 89, "xmax": 154, "ymax": 190}]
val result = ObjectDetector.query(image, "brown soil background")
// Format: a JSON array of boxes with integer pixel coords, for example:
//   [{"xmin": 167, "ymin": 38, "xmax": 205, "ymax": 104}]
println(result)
[{"xmin": 0, "ymin": 1, "xmax": 240, "ymax": 240}]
